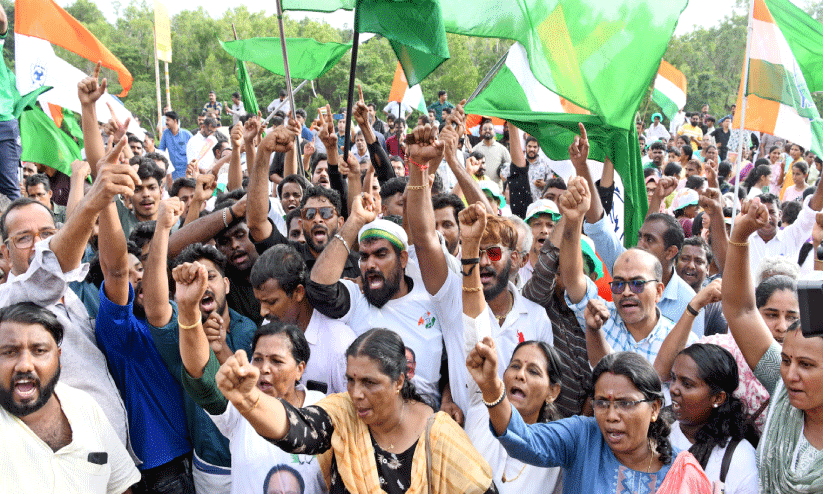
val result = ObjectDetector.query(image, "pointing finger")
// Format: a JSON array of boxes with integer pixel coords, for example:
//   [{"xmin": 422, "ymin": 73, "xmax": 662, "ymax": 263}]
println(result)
[{"xmin": 92, "ymin": 61, "xmax": 101, "ymax": 80}]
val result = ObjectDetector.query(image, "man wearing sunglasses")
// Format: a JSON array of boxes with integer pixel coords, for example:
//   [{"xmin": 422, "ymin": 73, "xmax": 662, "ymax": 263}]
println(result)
[
  {"xmin": 570, "ymin": 123, "xmax": 703, "ymax": 337},
  {"xmin": 558, "ymin": 176, "xmax": 696, "ymax": 367},
  {"xmin": 247, "ymin": 130, "xmax": 360, "ymax": 280}
]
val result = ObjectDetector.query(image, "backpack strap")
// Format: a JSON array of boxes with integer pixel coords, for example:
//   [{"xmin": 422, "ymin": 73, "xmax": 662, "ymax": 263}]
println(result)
[{"xmin": 719, "ymin": 439, "xmax": 741, "ymax": 483}]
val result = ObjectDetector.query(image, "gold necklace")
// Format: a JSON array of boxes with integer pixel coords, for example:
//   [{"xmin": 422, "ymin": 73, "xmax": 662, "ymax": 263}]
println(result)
[
  {"xmin": 494, "ymin": 292, "xmax": 513, "ymax": 323},
  {"xmin": 646, "ymin": 439, "xmax": 655, "ymax": 473},
  {"xmin": 501, "ymin": 463, "xmax": 526, "ymax": 483}
]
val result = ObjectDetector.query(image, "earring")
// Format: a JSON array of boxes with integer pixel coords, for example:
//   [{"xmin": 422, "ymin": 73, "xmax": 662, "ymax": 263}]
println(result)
[{"xmin": 713, "ymin": 403, "xmax": 719, "ymax": 408}]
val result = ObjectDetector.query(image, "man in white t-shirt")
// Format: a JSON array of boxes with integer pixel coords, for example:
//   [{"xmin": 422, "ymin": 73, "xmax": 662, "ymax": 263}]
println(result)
[
  {"xmin": 250, "ymin": 243, "xmax": 355, "ymax": 394},
  {"xmin": 404, "ymin": 123, "xmax": 553, "ymax": 422},
  {"xmin": 476, "ymin": 120, "xmax": 511, "ymax": 184},
  {"xmin": 0, "ymin": 302, "xmax": 140, "ymax": 493},
  {"xmin": 305, "ymin": 202, "xmax": 446, "ymax": 406}
]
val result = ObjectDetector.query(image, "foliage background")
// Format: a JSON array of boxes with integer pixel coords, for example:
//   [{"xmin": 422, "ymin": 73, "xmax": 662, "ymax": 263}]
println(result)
[{"xmin": 3, "ymin": 0, "xmax": 823, "ymax": 130}]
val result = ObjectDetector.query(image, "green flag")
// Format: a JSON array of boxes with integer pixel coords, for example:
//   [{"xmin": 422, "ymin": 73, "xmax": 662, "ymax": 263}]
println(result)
[
  {"xmin": 236, "ymin": 59, "xmax": 260, "ymax": 115},
  {"xmin": 19, "ymin": 105, "xmax": 81, "ymax": 176},
  {"xmin": 442, "ymin": 0, "xmax": 687, "ymax": 131},
  {"xmin": 220, "ymin": 38, "xmax": 352, "ymax": 81},
  {"xmin": 766, "ymin": 0, "xmax": 823, "ymax": 94},
  {"xmin": 280, "ymin": 0, "xmax": 449, "ymax": 86},
  {"xmin": 466, "ymin": 43, "xmax": 647, "ymax": 247},
  {"xmin": 61, "ymin": 108, "xmax": 84, "ymax": 149}
]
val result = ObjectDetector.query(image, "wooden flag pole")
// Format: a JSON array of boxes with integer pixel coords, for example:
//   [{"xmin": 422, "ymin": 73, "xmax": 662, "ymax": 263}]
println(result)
[
  {"xmin": 274, "ymin": 2, "xmax": 303, "ymax": 166},
  {"xmin": 343, "ymin": 7, "xmax": 361, "ymax": 164}
]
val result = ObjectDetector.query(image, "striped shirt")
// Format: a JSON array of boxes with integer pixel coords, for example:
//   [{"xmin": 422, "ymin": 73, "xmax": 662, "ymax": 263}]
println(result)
[
  {"xmin": 521, "ymin": 239, "xmax": 592, "ymax": 418},
  {"xmin": 565, "ymin": 277, "xmax": 695, "ymax": 365}
]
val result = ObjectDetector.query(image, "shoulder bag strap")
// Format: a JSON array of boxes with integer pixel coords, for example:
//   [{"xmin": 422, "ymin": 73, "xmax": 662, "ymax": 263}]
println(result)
[{"xmin": 719, "ymin": 439, "xmax": 741, "ymax": 483}]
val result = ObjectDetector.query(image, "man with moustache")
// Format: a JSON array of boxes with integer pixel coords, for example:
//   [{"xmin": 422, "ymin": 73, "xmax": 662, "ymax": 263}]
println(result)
[
  {"xmin": 0, "ymin": 302, "xmax": 140, "ymax": 493},
  {"xmin": 247, "ymin": 128, "xmax": 360, "ymax": 278},
  {"xmin": 95, "ymin": 195, "xmax": 193, "ymax": 492},
  {"xmin": 143, "ymin": 199, "xmax": 256, "ymax": 494},
  {"xmin": 475, "ymin": 120, "xmax": 510, "ymax": 184},
  {"xmin": 558, "ymin": 175, "xmax": 695, "ymax": 366},
  {"xmin": 306, "ymin": 197, "xmax": 446, "ymax": 406},
  {"xmin": 115, "ymin": 158, "xmax": 165, "ymax": 238},
  {"xmin": 0, "ymin": 139, "xmax": 135, "ymax": 447}
]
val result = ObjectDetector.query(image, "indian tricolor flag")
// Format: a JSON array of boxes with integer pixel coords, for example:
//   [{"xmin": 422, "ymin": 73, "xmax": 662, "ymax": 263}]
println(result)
[
  {"xmin": 652, "ymin": 60, "xmax": 687, "ymax": 120},
  {"xmin": 14, "ymin": 0, "xmax": 136, "ymax": 128},
  {"xmin": 733, "ymin": 0, "xmax": 823, "ymax": 156},
  {"xmin": 386, "ymin": 62, "xmax": 426, "ymax": 118}
]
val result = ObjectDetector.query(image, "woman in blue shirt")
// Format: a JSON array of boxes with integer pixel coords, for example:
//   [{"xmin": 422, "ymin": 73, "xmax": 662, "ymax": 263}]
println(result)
[{"xmin": 467, "ymin": 345, "xmax": 677, "ymax": 494}]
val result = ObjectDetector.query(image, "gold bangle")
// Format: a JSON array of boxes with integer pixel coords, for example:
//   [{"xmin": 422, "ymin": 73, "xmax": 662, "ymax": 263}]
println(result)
[
  {"xmin": 727, "ymin": 239, "xmax": 749, "ymax": 247},
  {"xmin": 178, "ymin": 319, "xmax": 201, "ymax": 330},
  {"xmin": 406, "ymin": 184, "xmax": 428, "ymax": 190},
  {"xmin": 241, "ymin": 393, "xmax": 261, "ymax": 414},
  {"xmin": 462, "ymin": 286, "xmax": 482, "ymax": 292}
]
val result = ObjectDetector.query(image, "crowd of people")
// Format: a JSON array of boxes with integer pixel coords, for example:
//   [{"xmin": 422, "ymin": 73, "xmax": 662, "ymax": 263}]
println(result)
[{"xmin": 2, "ymin": 11, "xmax": 823, "ymax": 490}]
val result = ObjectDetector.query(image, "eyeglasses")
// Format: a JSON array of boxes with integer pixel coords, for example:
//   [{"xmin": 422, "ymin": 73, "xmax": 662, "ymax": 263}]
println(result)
[
  {"xmin": 301, "ymin": 207, "xmax": 336, "ymax": 221},
  {"xmin": 5, "ymin": 228, "xmax": 57, "ymax": 249},
  {"xmin": 592, "ymin": 398, "xmax": 653, "ymax": 412},
  {"xmin": 479, "ymin": 246, "xmax": 503, "ymax": 262},
  {"xmin": 608, "ymin": 279, "xmax": 659, "ymax": 295}
]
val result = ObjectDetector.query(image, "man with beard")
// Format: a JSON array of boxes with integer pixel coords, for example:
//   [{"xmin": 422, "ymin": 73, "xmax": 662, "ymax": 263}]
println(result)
[
  {"xmin": 95, "ymin": 195, "xmax": 193, "ymax": 492},
  {"xmin": 306, "ymin": 199, "xmax": 446, "ymax": 406},
  {"xmin": 247, "ymin": 128, "xmax": 360, "ymax": 279},
  {"xmin": 500, "ymin": 130, "xmax": 552, "ymax": 205},
  {"xmin": 250, "ymin": 244, "xmax": 355, "ymax": 394},
  {"xmin": 475, "ymin": 120, "xmax": 510, "ymax": 184},
  {"xmin": 433, "ymin": 193, "xmax": 464, "ymax": 257},
  {"xmin": 403, "ymin": 120, "xmax": 552, "ymax": 423},
  {"xmin": 0, "ymin": 138, "xmax": 135, "ymax": 447},
  {"xmin": 677, "ymin": 112, "xmax": 703, "ymax": 151},
  {"xmin": 144, "ymin": 200, "xmax": 256, "ymax": 494},
  {"xmin": 0, "ymin": 302, "xmax": 140, "ymax": 493},
  {"xmin": 674, "ymin": 236, "xmax": 728, "ymax": 337},
  {"xmin": 558, "ymin": 175, "xmax": 695, "ymax": 366}
]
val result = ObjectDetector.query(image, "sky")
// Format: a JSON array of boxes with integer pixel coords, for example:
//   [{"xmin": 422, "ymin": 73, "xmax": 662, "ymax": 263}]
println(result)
[{"xmin": 55, "ymin": 0, "xmax": 757, "ymax": 36}]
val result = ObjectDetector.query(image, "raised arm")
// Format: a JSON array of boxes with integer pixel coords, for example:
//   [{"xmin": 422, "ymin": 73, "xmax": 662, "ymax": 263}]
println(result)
[
  {"xmin": 721, "ymin": 198, "xmax": 775, "ymax": 370},
  {"xmin": 567, "ymin": 124, "xmax": 603, "ymax": 225},
  {"xmin": 557, "ymin": 176, "xmax": 591, "ymax": 304},
  {"xmin": 143, "ymin": 198, "xmax": 183, "ymax": 328},
  {"xmin": 646, "ymin": 176, "xmax": 677, "ymax": 220},
  {"xmin": 77, "ymin": 62, "xmax": 107, "ymax": 176},
  {"xmin": 167, "ymin": 198, "xmax": 245, "ymax": 260},
  {"xmin": 698, "ymin": 188, "xmax": 728, "ymax": 273},
  {"xmin": 521, "ymin": 216, "xmax": 565, "ymax": 308},
  {"xmin": 172, "ymin": 261, "xmax": 212, "ymax": 379},
  {"xmin": 466, "ymin": 336, "xmax": 512, "ymax": 435},
  {"xmin": 459, "ymin": 203, "xmax": 488, "ymax": 318},
  {"xmin": 310, "ymin": 193, "xmax": 375, "ymax": 285},
  {"xmin": 282, "ymin": 114, "xmax": 301, "ymax": 180},
  {"xmin": 406, "ymin": 123, "xmax": 450, "ymax": 295},
  {"xmin": 51, "ymin": 137, "xmax": 138, "ymax": 274},
  {"xmin": 65, "ymin": 160, "xmax": 90, "ymax": 221},
  {"xmin": 227, "ymin": 125, "xmax": 244, "ymax": 192},
  {"xmin": 182, "ymin": 174, "xmax": 216, "ymax": 227},
  {"xmin": 216, "ymin": 350, "xmax": 290, "ymax": 440},
  {"xmin": 653, "ymin": 279, "xmax": 722, "ymax": 381},
  {"xmin": 444, "ymin": 102, "xmax": 493, "ymax": 214},
  {"xmin": 509, "ymin": 122, "xmax": 525, "ymax": 169},
  {"xmin": 98, "ymin": 197, "xmax": 130, "ymax": 306},
  {"xmin": 352, "ymin": 85, "xmax": 395, "ymax": 185},
  {"xmin": 247, "ymin": 120, "xmax": 296, "ymax": 242}
]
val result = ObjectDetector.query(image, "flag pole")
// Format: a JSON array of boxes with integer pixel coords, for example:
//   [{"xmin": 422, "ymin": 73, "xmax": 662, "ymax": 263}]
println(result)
[
  {"xmin": 274, "ymin": 0, "xmax": 303, "ymax": 166},
  {"xmin": 153, "ymin": 17, "xmax": 162, "ymax": 126},
  {"xmin": 343, "ymin": 5, "xmax": 360, "ymax": 164},
  {"xmin": 732, "ymin": 0, "xmax": 756, "ymax": 221}
]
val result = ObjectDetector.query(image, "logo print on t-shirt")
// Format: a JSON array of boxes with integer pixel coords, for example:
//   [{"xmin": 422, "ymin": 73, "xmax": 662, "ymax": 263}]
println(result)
[{"xmin": 417, "ymin": 311, "xmax": 436, "ymax": 329}]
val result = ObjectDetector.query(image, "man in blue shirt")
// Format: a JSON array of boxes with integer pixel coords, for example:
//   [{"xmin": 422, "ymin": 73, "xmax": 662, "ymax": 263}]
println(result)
[
  {"xmin": 158, "ymin": 110, "xmax": 192, "ymax": 180},
  {"xmin": 144, "ymin": 198, "xmax": 256, "ymax": 494},
  {"xmin": 95, "ymin": 192, "xmax": 193, "ymax": 492}
]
